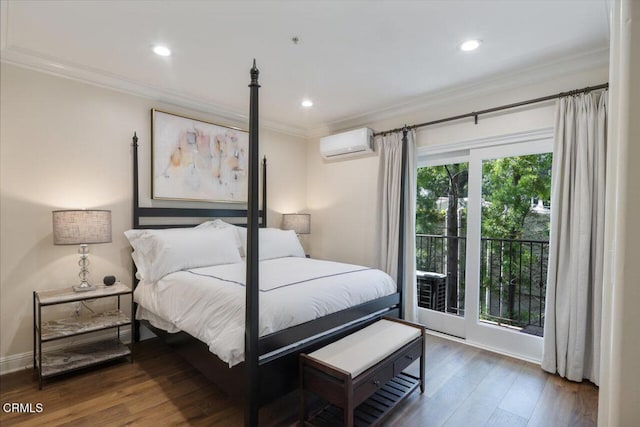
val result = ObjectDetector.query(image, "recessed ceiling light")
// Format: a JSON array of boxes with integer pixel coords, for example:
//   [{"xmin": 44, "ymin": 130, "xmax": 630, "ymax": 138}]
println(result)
[
  {"xmin": 153, "ymin": 45, "xmax": 171, "ymax": 57},
  {"xmin": 301, "ymin": 99, "xmax": 313, "ymax": 108},
  {"xmin": 460, "ymin": 39, "xmax": 481, "ymax": 52}
]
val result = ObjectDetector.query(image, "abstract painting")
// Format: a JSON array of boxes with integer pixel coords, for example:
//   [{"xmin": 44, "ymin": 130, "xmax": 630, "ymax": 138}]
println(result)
[{"xmin": 151, "ymin": 109, "xmax": 248, "ymax": 202}]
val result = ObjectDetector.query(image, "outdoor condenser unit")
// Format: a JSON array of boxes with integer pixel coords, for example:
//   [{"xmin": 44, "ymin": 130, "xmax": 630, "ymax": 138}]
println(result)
[{"xmin": 416, "ymin": 271, "xmax": 447, "ymax": 312}]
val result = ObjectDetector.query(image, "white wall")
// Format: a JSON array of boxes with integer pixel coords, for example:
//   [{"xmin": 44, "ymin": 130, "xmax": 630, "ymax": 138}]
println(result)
[
  {"xmin": 306, "ymin": 66, "xmax": 608, "ymax": 266},
  {"xmin": 0, "ymin": 64, "xmax": 308, "ymax": 369},
  {"xmin": 305, "ymin": 152, "xmax": 380, "ymax": 266}
]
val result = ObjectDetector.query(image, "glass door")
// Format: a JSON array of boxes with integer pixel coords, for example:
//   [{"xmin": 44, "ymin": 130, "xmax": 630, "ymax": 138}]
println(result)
[
  {"xmin": 465, "ymin": 141, "xmax": 551, "ymax": 361},
  {"xmin": 416, "ymin": 159, "xmax": 469, "ymax": 338},
  {"xmin": 416, "ymin": 132, "xmax": 553, "ymax": 361}
]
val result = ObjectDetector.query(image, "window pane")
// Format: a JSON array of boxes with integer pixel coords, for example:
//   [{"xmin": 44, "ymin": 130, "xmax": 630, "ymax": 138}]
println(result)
[
  {"xmin": 416, "ymin": 162, "xmax": 468, "ymax": 316},
  {"xmin": 479, "ymin": 153, "xmax": 551, "ymax": 336}
]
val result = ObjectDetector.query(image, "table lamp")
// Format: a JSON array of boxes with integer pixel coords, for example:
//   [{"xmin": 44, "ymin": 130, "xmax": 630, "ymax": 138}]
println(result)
[
  {"xmin": 281, "ymin": 213, "xmax": 311, "ymax": 235},
  {"xmin": 52, "ymin": 210, "xmax": 112, "ymax": 292}
]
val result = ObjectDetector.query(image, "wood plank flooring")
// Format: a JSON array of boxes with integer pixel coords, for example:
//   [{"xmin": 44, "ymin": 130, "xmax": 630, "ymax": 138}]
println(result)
[{"xmin": 0, "ymin": 334, "xmax": 598, "ymax": 426}]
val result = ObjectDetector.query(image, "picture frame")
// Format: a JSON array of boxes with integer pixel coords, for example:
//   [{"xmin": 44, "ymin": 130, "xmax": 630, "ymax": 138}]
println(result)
[{"xmin": 151, "ymin": 109, "xmax": 249, "ymax": 203}]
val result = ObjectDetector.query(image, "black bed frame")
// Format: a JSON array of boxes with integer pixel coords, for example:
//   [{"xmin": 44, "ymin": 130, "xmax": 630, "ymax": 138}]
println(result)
[{"xmin": 132, "ymin": 61, "xmax": 408, "ymax": 427}]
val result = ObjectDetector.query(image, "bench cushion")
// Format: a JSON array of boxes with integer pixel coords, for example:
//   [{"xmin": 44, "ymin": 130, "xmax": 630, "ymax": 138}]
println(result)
[{"xmin": 309, "ymin": 319, "xmax": 421, "ymax": 378}]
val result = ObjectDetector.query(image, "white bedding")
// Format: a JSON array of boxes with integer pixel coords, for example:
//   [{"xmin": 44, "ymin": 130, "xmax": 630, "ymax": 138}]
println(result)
[{"xmin": 134, "ymin": 257, "xmax": 396, "ymax": 367}]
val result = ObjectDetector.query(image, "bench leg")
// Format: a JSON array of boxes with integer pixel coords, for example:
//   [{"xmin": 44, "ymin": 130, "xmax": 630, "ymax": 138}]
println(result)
[
  {"xmin": 300, "ymin": 390, "xmax": 307, "ymax": 425},
  {"xmin": 345, "ymin": 376, "xmax": 354, "ymax": 427},
  {"xmin": 420, "ymin": 331, "xmax": 426, "ymax": 393},
  {"xmin": 344, "ymin": 402, "xmax": 354, "ymax": 427},
  {"xmin": 300, "ymin": 359, "xmax": 307, "ymax": 424}
]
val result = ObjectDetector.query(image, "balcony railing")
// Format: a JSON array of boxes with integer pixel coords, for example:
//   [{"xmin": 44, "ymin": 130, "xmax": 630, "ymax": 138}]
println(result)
[{"xmin": 416, "ymin": 234, "xmax": 548, "ymax": 335}]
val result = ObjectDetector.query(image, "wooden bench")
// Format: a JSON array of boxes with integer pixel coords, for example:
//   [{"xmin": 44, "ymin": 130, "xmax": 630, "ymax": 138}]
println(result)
[{"xmin": 300, "ymin": 318, "xmax": 425, "ymax": 426}]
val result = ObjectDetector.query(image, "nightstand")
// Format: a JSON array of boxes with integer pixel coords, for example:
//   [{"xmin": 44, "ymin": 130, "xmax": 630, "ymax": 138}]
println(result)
[{"xmin": 33, "ymin": 283, "xmax": 133, "ymax": 389}]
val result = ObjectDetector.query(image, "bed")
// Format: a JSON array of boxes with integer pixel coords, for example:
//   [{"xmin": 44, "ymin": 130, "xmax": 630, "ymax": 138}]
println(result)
[{"xmin": 130, "ymin": 61, "xmax": 408, "ymax": 426}]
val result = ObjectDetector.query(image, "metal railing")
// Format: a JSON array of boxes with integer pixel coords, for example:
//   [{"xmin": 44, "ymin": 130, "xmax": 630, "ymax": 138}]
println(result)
[
  {"xmin": 416, "ymin": 234, "xmax": 466, "ymax": 316},
  {"xmin": 416, "ymin": 234, "xmax": 548, "ymax": 333}
]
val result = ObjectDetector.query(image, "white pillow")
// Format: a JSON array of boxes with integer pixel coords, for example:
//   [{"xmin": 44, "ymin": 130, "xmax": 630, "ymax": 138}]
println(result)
[
  {"xmin": 196, "ymin": 219, "xmax": 246, "ymax": 257},
  {"xmin": 124, "ymin": 227, "xmax": 242, "ymax": 282},
  {"xmin": 194, "ymin": 221, "xmax": 305, "ymax": 260},
  {"xmin": 257, "ymin": 228, "xmax": 306, "ymax": 260}
]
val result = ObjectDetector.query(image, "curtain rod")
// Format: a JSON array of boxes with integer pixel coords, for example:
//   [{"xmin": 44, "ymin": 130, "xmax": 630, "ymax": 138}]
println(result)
[{"xmin": 373, "ymin": 82, "xmax": 609, "ymax": 137}]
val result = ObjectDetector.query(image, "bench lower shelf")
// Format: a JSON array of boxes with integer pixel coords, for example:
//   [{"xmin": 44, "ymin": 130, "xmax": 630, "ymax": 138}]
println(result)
[{"xmin": 306, "ymin": 372, "xmax": 420, "ymax": 427}]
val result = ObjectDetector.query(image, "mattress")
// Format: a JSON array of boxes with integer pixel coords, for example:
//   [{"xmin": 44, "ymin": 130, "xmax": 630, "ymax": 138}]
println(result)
[{"xmin": 134, "ymin": 256, "xmax": 396, "ymax": 367}]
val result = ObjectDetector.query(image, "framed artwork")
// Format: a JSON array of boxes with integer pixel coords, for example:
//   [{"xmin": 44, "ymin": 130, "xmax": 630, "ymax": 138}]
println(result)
[{"xmin": 151, "ymin": 109, "xmax": 248, "ymax": 203}]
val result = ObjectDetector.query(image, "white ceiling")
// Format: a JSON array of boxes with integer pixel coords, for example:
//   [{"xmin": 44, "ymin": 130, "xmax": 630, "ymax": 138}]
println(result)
[{"xmin": 0, "ymin": 0, "xmax": 610, "ymax": 137}]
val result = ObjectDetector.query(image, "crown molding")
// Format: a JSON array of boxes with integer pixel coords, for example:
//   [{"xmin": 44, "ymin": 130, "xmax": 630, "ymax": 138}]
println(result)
[
  {"xmin": 0, "ymin": 45, "xmax": 308, "ymax": 138},
  {"xmin": 309, "ymin": 46, "xmax": 609, "ymax": 138},
  {"xmin": 1, "ymin": 39, "xmax": 609, "ymax": 141}
]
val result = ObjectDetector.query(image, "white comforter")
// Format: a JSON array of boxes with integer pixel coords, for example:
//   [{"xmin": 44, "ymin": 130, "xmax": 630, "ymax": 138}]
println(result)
[{"xmin": 134, "ymin": 257, "xmax": 396, "ymax": 367}]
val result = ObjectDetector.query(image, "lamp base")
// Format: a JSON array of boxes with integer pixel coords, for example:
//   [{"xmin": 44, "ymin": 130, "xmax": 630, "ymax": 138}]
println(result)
[{"xmin": 73, "ymin": 284, "xmax": 96, "ymax": 292}]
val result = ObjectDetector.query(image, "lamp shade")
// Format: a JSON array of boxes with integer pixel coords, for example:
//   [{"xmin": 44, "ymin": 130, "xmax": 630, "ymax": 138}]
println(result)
[
  {"xmin": 52, "ymin": 210, "xmax": 112, "ymax": 245},
  {"xmin": 281, "ymin": 213, "xmax": 310, "ymax": 235}
]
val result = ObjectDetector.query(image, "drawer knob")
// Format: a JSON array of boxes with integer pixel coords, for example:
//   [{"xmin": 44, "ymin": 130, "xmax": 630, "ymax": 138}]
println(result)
[
  {"xmin": 373, "ymin": 380, "xmax": 380, "ymax": 387},
  {"xmin": 406, "ymin": 355, "xmax": 414, "ymax": 360}
]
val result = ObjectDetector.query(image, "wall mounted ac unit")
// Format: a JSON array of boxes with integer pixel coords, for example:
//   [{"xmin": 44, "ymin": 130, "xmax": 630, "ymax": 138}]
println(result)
[{"xmin": 320, "ymin": 128, "xmax": 374, "ymax": 159}]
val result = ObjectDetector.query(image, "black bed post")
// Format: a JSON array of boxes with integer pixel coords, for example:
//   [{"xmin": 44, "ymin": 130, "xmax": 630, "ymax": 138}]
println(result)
[
  {"xmin": 245, "ymin": 59, "xmax": 261, "ymax": 427},
  {"xmin": 262, "ymin": 156, "xmax": 267, "ymax": 228},
  {"xmin": 397, "ymin": 126, "xmax": 408, "ymax": 319},
  {"xmin": 132, "ymin": 132, "xmax": 141, "ymax": 342},
  {"xmin": 132, "ymin": 132, "xmax": 140, "ymax": 230}
]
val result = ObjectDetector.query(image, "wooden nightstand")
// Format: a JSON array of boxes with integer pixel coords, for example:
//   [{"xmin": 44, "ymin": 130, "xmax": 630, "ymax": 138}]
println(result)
[{"xmin": 33, "ymin": 283, "xmax": 133, "ymax": 389}]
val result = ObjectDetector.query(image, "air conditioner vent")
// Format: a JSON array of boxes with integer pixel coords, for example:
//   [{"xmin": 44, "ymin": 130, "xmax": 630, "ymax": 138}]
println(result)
[{"xmin": 320, "ymin": 128, "xmax": 374, "ymax": 159}]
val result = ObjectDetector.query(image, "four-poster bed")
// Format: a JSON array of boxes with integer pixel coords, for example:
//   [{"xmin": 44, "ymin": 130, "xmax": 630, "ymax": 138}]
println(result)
[{"xmin": 130, "ymin": 61, "xmax": 408, "ymax": 426}]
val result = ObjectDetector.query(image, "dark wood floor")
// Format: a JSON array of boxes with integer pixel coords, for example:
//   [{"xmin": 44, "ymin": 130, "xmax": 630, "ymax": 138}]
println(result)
[{"xmin": 0, "ymin": 334, "xmax": 598, "ymax": 426}]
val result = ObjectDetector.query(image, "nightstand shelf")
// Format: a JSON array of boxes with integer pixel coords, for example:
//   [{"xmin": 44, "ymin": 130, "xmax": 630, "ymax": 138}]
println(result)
[
  {"xmin": 40, "ymin": 310, "xmax": 131, "ymax": 342},
  {"xmin": 33, "ymin": 283, "xmax": 133, "ymax": 389},
  {"xmin": 40, "ymin": 338, "xmax": 131, "ymax": 377}
]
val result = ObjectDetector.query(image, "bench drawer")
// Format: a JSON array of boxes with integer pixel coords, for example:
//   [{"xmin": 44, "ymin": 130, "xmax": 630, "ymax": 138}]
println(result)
[
  {"xmin": 353, "ymin": 362, "xmax": 394, "ymax": 405},
  {"xmin": 393, "ymin": 338, "xmax": 422, "ymax": 376}
]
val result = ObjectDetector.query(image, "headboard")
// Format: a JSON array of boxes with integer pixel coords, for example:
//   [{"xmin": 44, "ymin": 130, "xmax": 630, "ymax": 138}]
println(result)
[{"xmin": 131, "ymin": 132, "xmax": 267, "ymax": 230}]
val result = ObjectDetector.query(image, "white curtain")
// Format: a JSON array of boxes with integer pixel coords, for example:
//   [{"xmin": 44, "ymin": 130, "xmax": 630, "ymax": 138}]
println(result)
[
  {"xmin": 377, "ymin": 130, "xmax": 418, "ymax": 322},
  {"xmin": 542, "ymin": 91, "xmax": 607, "ymax": 384}
]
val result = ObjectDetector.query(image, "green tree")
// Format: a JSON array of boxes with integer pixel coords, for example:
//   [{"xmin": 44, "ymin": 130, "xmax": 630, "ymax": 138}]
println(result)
[
  {"xmin": 416, "ymin": 153, "xmax": 552, "ymax": 323},
  {"xmin": 481, "ymin": 153, "xmax": 552, "ymax": 240},
  {"xmin": 415, "ymin": 166, "xmax": 449, "ymax": 235},
  {"xmin": 479, "ymin": 153, "xmax": 552, "ymax": 324},
  {"xmin": 417, "ymin": 153, "xmax": 552, "ymax": 240}
]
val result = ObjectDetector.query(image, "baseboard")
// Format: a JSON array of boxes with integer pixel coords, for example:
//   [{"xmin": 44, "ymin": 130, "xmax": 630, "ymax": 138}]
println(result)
[
  {"xmin": 0, "ymin": 351, "xmax": 33, "ymax": 376},
  {"xmin": 424, "ymin": 328, "xmax": 542, "ymax": 366},
  {"xmin": 0, "ymin": 330, "xmax": 133, "ymax": 376}
]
